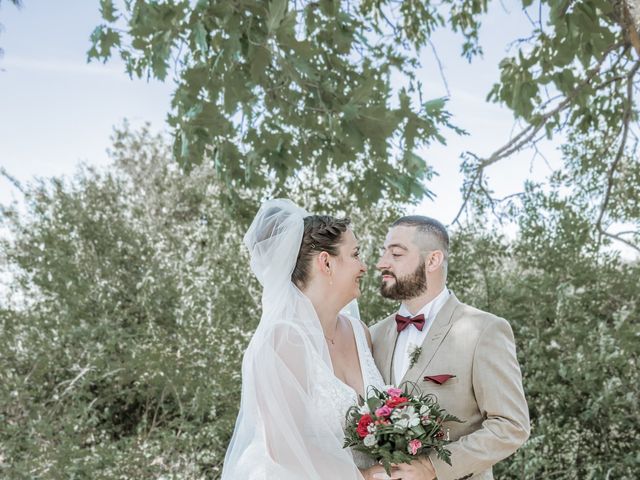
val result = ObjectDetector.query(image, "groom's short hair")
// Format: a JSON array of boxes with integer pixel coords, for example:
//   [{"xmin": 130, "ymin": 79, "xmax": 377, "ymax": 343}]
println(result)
[{"xmin": 391, "ymin": 216, "xmax": 449, "ymax": 267}]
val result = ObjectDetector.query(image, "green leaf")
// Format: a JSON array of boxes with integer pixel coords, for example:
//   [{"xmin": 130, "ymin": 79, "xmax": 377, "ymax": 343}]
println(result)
[
  {"xmin": 88, "ymin": 25, "xmax": 121, "ymax": 62},
  {"xmin": 423, "ymin": 97, "xmax": 447, "ymax": 114},
  {"xmin": 250, "ymin": 46, "xmax": 271, "ymax": 83},
  {"xmin": 183, "ymin": 64, "xmax": 209, "ymax": 91},
  {"xmin": 193, "ymin": 21, "xmax": 208, "ymax": 54},
  {"xmin": 180, "ymin": 130, "xmax": 189, "ymax": 158},
  {"xmin": 399, "ymin": 88, "xmax": 411, "ymax": 112},
  {"xmin": 99, "ymin": 0, "xmax": 119, "ymax": 22},
  {"xmin": 277, "ymin": 11, "xmax": 297, "ymax": 43},
  {"xmin": 367, "ymin": 396, "xmax": 381, "ymax": 412},
  {"xmin": 267, "ymin": 0, "xmax": 287, "ymax": 34},
  {"xmin": 341, "ymin": 103, "xmax": 359, "ymax": 121},
  {"xmin": 350, "ymin": 76, "xmax": 375, "ymax": 105}
]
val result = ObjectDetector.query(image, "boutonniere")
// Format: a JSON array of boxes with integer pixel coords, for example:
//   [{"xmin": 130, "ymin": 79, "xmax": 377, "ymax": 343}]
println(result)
[{"xmin": 408, "ymin": 344, "xmax": 422, "ymax": 369}]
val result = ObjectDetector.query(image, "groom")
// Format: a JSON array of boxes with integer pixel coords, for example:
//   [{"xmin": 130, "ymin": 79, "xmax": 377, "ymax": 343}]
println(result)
[{"xmin": 369, "ymin": 216, "xmax": 530, "ymax": 480}]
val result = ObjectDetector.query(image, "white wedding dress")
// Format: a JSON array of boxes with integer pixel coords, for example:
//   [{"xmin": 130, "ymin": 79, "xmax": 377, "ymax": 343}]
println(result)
[
  {"xmin": 221, "ymin": 199, "xmax": 386, "ymax": 480},
  {"xmin": 316, "ymin": 314, "xmax": 385, "ymax": 469}
]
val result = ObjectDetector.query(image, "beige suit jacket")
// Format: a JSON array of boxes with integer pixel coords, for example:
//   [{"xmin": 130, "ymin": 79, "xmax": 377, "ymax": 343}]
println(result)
[{"xmin": 370, "ymin": 292, "xmax": 530, "ymax": 480}]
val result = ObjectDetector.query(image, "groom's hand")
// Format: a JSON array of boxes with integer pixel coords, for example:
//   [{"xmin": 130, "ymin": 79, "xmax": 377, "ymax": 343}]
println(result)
[{"xmin": 391, "ymin": 456, "xmax": 437, "ymax": 480}]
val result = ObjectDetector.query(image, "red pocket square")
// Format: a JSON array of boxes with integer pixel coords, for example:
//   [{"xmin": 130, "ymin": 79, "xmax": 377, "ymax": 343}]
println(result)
[{"xmin": 424, "ymin": 374, "xmax": 456, "ymax": 385}]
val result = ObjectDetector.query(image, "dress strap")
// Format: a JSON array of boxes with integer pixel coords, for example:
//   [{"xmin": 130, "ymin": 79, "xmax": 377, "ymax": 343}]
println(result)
[
  {"xmin": 346, "ymin": 315, "xmax": 367, "ymax": 353},
  {"xmin": 346, "ymin": 315, "xmax": 377, "ymax": 391}
]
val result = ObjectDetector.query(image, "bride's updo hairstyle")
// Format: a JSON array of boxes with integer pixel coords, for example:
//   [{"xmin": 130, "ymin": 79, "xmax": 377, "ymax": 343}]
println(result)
[{"xmin": 292, "ymin": 215, "xmax": 350, "ymax": 288}]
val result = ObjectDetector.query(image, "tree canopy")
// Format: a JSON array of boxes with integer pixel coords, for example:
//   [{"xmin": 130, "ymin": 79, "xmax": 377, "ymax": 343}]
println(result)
[
  {"xmin": 88, "ymin": 0, "xmax": 487, "ymax": 207},
  {"xmin": 460, "ymin": 0, "xmax": 640, "ymax": 255},
  {"xmin": 90, "ymin": 0, "xmax": 639, "ymax": 252}
]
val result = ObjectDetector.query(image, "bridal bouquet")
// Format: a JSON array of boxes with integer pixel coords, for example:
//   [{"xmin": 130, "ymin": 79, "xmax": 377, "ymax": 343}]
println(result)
[{"xmin": 343, "ymin": 385, "xmax": 461, "ymax": 475}]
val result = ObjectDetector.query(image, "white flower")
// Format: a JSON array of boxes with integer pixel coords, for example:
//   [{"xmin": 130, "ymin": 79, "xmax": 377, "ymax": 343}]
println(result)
[
  {"xmin": 419, "ymin": 405, "xmax": 429, "ymax": 416},
  {"xmin": 363, "ymin": 434, "xmax": 377, "ymax": 447},
  {"xmin": 358, "ymin": 404, "xmax": 370, "ymax": 415},
  {"xmin": 391, "ymin": 405, "xmax": 420, "ymax": 429}
]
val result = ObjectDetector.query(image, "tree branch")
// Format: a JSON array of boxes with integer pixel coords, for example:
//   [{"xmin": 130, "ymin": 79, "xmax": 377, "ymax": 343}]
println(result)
[
  {"xmin": 598, "ymin": 227, "xmax": 640, "ymax": 253},
  {"xmin": 428, "ymin": 39, "xmax": 451, "ymax": 97},
  {"xmin": 453, "ymin": 43, "xmax": 624, "ymax": 225},
  {"xmin": 451, "ymin": 154, "xmax": 483, "ymax": 226},
  {"xmin": 480, "ymin": 43, "xmax": 623, "ymax": 170},
  {"xmin": 0, "ymin": 166, "xmax": 26, "ymax": 196},
  {"xmin": 594, "ymin": 59, "xmax": 640, "ymax": 240}
]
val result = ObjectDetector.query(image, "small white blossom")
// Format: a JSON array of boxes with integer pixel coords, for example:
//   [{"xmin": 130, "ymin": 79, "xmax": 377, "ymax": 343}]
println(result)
[{"xmin": 363, "ymin": 434, "xmax": 377, "ymax": 447}]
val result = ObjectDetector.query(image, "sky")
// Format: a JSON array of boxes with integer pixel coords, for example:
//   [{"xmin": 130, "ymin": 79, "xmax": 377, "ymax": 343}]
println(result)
[{"xmin": 0, "ymin": 1, "xmax": 562, "ymax": 227}]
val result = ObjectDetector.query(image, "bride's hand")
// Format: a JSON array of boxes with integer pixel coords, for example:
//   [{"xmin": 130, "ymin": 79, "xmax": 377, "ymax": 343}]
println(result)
[{"xmin": 360, "ymin": 465, "xmax": 400, "ymax": 480}]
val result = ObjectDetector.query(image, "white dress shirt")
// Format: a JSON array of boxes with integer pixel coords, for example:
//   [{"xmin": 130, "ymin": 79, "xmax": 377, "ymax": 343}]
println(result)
[{"xmin": 392, "ymin": 288, "xmax": 451, "ymax": 384}]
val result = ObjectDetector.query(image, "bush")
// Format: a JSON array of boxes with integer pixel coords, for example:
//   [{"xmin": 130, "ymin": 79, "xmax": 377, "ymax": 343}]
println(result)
[
  {"xmin": 0, "ymin": 125, "xmax": 399, "ymax": 478},
  {"xmin": 448, "ymin": 195, "xmax": 639, "ymax": 479}
]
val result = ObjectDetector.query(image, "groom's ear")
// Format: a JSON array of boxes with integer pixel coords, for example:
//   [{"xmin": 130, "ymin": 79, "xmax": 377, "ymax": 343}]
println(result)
[{"xmin": 426, "ymin": 250, "xmax": 445, "ymax": 272}]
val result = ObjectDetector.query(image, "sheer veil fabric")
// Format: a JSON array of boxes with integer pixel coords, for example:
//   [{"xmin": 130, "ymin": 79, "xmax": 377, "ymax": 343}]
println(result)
[{"xmin": 221, "ymin": 199, "xmax": 364, "ymax": 480}]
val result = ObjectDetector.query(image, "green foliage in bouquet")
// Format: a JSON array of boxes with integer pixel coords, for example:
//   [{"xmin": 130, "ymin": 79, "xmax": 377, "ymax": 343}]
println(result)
[{"xmin": 343, "ymin": 384, "xmax": 462, "ymax": 475}]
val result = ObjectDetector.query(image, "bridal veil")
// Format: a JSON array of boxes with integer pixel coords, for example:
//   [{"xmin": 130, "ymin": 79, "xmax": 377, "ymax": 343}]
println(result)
[{"xmin": 221, "ymin": 199, "xmax": 363, "ymax": 480}]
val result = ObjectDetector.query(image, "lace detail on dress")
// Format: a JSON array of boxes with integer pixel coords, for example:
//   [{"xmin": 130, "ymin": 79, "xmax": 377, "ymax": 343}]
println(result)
[
  {"xmin": 312, "ymin": 316, "xmax": 385, "ymax": 469},
  {"xmin": 347, "ymin": 317, "xmax": 385, "ymax": 469},
  {"xmin": 350, "ymin": 317, "xmax": 385, "ymax": 399}
]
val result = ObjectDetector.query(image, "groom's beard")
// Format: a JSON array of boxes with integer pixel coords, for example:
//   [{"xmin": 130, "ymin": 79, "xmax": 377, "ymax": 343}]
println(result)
[{"xmin": 379, "ymin": 260, "xmax": 427, "ymax": 300}]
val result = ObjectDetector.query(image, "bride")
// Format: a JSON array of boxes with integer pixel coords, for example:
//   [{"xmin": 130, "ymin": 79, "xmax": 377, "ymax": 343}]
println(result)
[{"xmin": 221, "ymin": 199, "xmax": 391, "ymax": 480}]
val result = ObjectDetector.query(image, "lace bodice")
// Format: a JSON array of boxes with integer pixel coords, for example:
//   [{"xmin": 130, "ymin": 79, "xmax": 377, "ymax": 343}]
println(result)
[{"xmin": 314, "ymin": 316, "xmax": 385, "ymax": 468}]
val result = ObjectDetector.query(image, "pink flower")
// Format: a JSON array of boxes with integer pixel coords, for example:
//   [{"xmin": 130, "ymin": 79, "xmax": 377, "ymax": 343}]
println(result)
[
  {"xmin": 408, "ymin": 439, "xmax": 422, "ymax": 455},
  {"xmin": 375, "ymin": 405, "xmax": 393, "ymax": 418},
  {"xmin": 387, "ymin": 387, "xmax": 403, "ymax": 397}
]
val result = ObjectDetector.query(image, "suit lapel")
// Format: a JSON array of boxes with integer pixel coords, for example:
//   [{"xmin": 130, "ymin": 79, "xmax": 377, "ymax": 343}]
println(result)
[
  {"xmin": 399, "ymin": 293, "xmax": 461, "ymax": 386},
  {"xmin": 381, "ymin": 316, "xmax": 399, "ymax": 385}
]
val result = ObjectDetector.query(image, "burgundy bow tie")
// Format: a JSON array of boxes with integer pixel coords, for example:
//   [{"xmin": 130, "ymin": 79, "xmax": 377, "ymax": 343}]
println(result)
[{"xmin": 395, "ymin": 313, "xmax": 426, "ymax": 332}]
